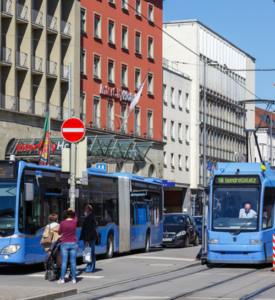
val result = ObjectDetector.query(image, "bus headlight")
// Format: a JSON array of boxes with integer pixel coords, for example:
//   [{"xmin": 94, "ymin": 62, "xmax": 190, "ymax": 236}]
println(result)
[
  {"xmin": 250, "ymin": 240, "xmax": 260, "ymax": 244},
  {"xmin": 1, "ymin": 244, "xmax": 20, "ymax": 254},
  {"xmin": 176, "ymin": 231, "xmax": 186, "ymax": 237},
  {"xmin": 210, "ymin": 239, "xmax": 219, "ymax": 243}
]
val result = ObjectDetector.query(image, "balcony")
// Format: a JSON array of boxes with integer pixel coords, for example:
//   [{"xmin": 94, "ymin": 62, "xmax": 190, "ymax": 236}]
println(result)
[
  {"xmin": 1, "ymin": 0, "xmax": 12, "ymax": 17},
  {"xmin": 32, "ymin": 9, "xmax": 43, "ymax": 28},
  {"xmin": 47, "ymin": 15, "xmax": 57, "ymax": 33},
  {"xmin": 47, "ymin": 60, "xmax": 57, "ymax": 77},
  {"xmin": 61, "ymin": 20, "xmax": 71, "ymax": 38},
  {"xmin": 93, "ymin": 116, "xmax": 101, "ymax": 128},
  {"xmin": 61, "ymin": 65, "xmax": 69, "ymax": 81},
  {"xmin": 107, "ymin": 119, "xmax": 114, "ymax": 131},
  {"xmin": 32, "ymin": 56, "xmax": 43, "ymax": 73},
  {"xmin": 16, "ymin": 51, "xmax": 28, "ymax": 69},
  {"xmin": 1, "ymin": 47, "xmax": 12, "ymax": 65},
  {"xmin": 16, "ymin": 3, "xmax": 28, "ymax": 23},
  {"xmin": 147, "ymin": 128, "xmax": 153, "ymax": 138}
]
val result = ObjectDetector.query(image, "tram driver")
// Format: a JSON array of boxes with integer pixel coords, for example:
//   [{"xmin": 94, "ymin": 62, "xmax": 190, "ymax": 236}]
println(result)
[{"xmin": 239, "ymin": 203, "xmax": 257, "ymax": 218}]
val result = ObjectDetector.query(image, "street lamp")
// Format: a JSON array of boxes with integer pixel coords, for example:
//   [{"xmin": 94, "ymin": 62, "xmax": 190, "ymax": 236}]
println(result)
[{"xmin": 202, "ymin": 59, "xmax": 219, "ymax": 259}]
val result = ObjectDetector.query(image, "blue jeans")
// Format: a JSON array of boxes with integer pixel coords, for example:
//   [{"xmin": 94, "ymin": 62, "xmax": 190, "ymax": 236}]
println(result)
[
  {"xmin": 60, "ymin": 242, "xmax": 78, "ymax": 280},
  {"xmin": 85, "ymin": 240, "xmax": 96, "ymax": 273}
]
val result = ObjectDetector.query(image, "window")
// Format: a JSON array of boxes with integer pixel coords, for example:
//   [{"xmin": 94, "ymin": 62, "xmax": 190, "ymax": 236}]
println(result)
[
  {"xmin": 185, "ymin": 156, "xmax": 189, "ymax": 169},
  {"xmin": 163, "ymin": 84, "xmax": 167, "ymax": 103},
  {"xmin": 93, "ymin": 54, "xmax": 101, "ymax": 78},
  {"xmin": 94, "ymin": 13, "xmax": 101, "ymax": 38},
  {"xmin": 135, "ymin": 0, "xmax": 141, "ymax": 15},
  {"xmin": 108, "ymin": 19, "xmax": 115, "ymax": 43},
  {"xmin": 108, "ymin": 59, "xmax": 114, "ymax": 83},
  {"xmin": 122, "ymin": 0, "xmax": 128, "ymax": 10},
  {"xmin": 122, "ymin": 25, "xmax": 128, "ymax": 48},
  {"xmin": 135, "ymin": 68, "xmax": 141, "ymax": 90},
  {"xmin": 80, "ymin": 93, "xmax": 86, "ymax": 122},
  {"xmin": 171, "ymin": 153, "xmax": 174, "ymax": 167},
  {"xmin": 148, "ymin": 73, "xmax": 153, "ymax": 94},
  {"xmin": 147, "ymin": 110, "xmax": 153, "ymax": 138},
  {"xmin": 262, "ymin": 187, "xmax": 274, "ymax": 230},
  {"xmin": 121, "ymin": 105, "xmax": 127, "ymax": 132},
  {"xmin": 148, "ymin": 3, "xmax": 154, "ymax": 22},
  {"xmin": 178, "ymin": 90, "xmax": 182, "ymax": 108},
  {"xmin": 80, "ymin": 49, "xmax": 86, "ymax": 74},
  {"xmin": 93, "ymin": 96, "xmax": 100, "ymax": 128},
  {"xmin": 135, "ymin": 31, "xmax": 141, "ymax": 54},
  {"xmin": 163, "ymin": 118, "xmax": 167, "ymax": 137},
  {"xmin": 107, "ymin": 100, "xmax": 114, "ymax": 130},
  {"xmin": 178, "ymin": 123, "xmax": 182, "ymax": 141},
  {"xmin": 179, "ymin": 155, "xmax": 182, "ymax": 168},
  {"xmin": 121, "ymin": 64, "xmax": 128, "ymax": 87},
  {"xmin": 171, "ymin": 121, "xmax": 174, "ymax": 139},
  {"xmin": 148, "ymin": 37, "xmax": 154, "ymax": 58},
  {"xmin": 186, "ymin": 125, "xmax": 190, "ymax": 142},
  {"xmin": 171, "ymin": 87, "xmax": 175, "ymax": 106},
  {"xmin": 134, "ymin": 107, "xmax": 140, "ymax": 135},
  {"xmin": 164, "ymin": 151, "xmax": 167, "ymax": 165},
  {"xmin": 186, "ymin": 93, "xmax": 189, "ymax": 110},
  {"xmin": 81, "ymin": 8, "xmax": 86, "ymax": 32}
]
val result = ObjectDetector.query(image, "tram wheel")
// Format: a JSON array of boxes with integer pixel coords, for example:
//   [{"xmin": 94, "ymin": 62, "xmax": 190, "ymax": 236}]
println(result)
[
  {"xmin": 184, "ymin": 235, "xmax": 189, "ymax": 248},
  {"xmin": 105, "ymin": 234, "xmax": 114, "ymax": 259}
]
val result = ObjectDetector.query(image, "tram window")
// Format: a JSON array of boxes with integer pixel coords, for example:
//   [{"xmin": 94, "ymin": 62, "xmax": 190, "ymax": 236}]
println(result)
[{"xmin": 262, "ymin": 187, "xmax": 274, "ymax": 230}]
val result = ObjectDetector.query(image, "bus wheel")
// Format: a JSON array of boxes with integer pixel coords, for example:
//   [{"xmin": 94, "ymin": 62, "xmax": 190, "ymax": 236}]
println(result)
[
  {"xmin": 105, "ymin": 234, "xmax": 114, "ymax": 259},
  {"xmin": 144, "ymin": 233, "xmax": 150, "ymax": 253}
]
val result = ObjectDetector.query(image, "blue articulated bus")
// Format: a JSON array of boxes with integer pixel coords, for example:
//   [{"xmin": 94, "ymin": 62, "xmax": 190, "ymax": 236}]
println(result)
[
  {"xmin": 0, "ymin": 160, "xmax": 163, "ymax": 264},
  {"xmin": 207, "ymin": 162, "xmax": 275, "ymax": 264}
]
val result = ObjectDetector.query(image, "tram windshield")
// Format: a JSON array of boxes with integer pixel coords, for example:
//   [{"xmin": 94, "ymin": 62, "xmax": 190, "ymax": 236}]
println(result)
[
  {"xmin": 0, "ymin": 181, "xmax": 17, "ymax": 233},
  {"xmin": 212, "ymin": 186, "xmax": 261, "ymax": 232}
]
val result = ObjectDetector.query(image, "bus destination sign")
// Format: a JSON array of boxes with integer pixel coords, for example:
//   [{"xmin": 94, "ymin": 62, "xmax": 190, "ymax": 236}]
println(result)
[
  {"xmin": 0, "ymin": 162, "xmax": 15, "ymax": 179},
  {"xmin": 214, "ymin": 176, "xmax": 260, "ymax": 185}
]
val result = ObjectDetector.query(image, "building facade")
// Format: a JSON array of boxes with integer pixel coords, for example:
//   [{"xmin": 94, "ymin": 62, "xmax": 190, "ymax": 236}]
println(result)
[
  {"xmin": 163, "ymin": 20, "xmax": 256, "ymax": 208},
  {"xmin": 162, "ymin": 58, "xmax": 191, "ymax": 213},
  {"xmin": 80, "ymin": 0, "xmax": 165, "ymax": 177}
]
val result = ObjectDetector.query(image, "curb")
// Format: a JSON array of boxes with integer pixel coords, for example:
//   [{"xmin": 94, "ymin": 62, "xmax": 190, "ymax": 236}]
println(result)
[{"xmin": 20, "ymin": 289, "xmax": 77, "ymax": 300}]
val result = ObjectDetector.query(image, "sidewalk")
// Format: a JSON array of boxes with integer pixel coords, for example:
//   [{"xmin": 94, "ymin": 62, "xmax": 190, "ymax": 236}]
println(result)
[{"xmin": 0, "ymin": 246, "xmax": 200, "ymax": 300}]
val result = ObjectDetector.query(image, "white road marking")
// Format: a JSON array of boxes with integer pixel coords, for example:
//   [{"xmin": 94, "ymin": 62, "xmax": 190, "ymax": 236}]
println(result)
[
  {"xmin": 148, "ymin": 264, "xmax": 174, "ymax": 267},
  {"xmin": 132, "ymin": 256, "xmax": 195, "ymax": 261},
  {"xmin": 63, "ymin": 128, "xmax": 84, "ymax": 132}
]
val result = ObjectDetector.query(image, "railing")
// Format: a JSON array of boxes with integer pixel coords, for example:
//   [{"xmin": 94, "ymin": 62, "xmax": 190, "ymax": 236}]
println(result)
[
  {"xmin": 93, "ymin": 116, "xmax": 100, "ymax": 128},
  {"xmin": 134, "ymin": 125, "xmax": 140, "ymax": 136},
  {"xmin": 32, "ymin": 56, "xmax": 42, "ymax": 72},
  {"xmin": 162, "ymin": 58, "xmax": 190, "ymax": 78},
  {"xmin": 147, "ymin": 127, "xmax": 153, "ymax": 138},
  {"xmin": 61, "ymin": 20, "xmax": 71, "ymax": 35},
  {"xmin": 107, "ymin": 119, "xmax": 114, "ymax": 131},
  {"xmin": 47, "ymin": 60, "xmax": 57, "ymax": 76},
  {"xmin": 80, "ymin": 113, "xmax": 86, "ymax": 123},
  {"xmin": 16, "ymin": 51, "xmax": 28, "ymax": 68},
  {"xmin": 16, "ymin": 3, "xmax": 28, "ymax": 20},
  {"xmin": 47, "ymin": 15, "xmax": 57, "ymax": 31},
  {"xmin": 1, "ymin": 47, "xmax": 12, "ymax": 63},
  {"xmin": 121, "ymin": 122, "xmax": 127, "ymax": 133},
  {"xmin": 61, "ymin": 65, "xmax": 69, "ymax": 79},
  {"xmin": 2, "ymin": 0, "xmax": 12, "ymax": 14},
  {"xmin": 32, "ymin": 9, "xmax": 43, "ymax": 26}
]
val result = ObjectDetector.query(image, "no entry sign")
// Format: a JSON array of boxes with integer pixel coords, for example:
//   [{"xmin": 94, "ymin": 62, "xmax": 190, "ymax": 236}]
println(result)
[{"xmin": 61, "ymin": 118, "xmax": 85, "ymax": 143}]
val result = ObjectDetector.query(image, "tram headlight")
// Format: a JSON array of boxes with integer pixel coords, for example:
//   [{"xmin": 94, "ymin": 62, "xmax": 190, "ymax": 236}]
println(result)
[
  {"xmin": 250, "ymin": 240, "xmax": 260, "ymax": 244},
  {"xmin": 210, "ymin": 239, "xmax": 219, "ymax": 243},
  {"xmin": 176, "ymin": 231, "xmax": 186, "ymax": 237},
  {"xmin": 1, "ymin": 244, "xmax": 20, "ymax": 254}
]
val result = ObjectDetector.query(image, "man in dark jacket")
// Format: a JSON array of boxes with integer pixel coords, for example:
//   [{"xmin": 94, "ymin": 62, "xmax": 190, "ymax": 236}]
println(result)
[{"xmin": 80, "ymin": 205, "xmax": 98, "ymax": 273}]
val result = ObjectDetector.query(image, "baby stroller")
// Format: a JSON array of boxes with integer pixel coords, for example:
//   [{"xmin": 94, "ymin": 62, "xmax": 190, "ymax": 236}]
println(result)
[{"xmin": 44, "ymin": 238, "xmax": 72, "ymax": 282}]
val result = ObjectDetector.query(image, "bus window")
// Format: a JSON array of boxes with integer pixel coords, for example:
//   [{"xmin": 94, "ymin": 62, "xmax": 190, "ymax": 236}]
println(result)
[
  {"xmin": 262, "ymin": 187, "xmax": 275, "ymax": 230},
  {"xmin": 130, "ymin": 200, "xmax": 135, "ymax": 225}
]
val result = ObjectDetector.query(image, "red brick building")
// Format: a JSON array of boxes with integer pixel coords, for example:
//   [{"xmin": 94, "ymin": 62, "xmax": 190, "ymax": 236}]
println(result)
[{"xmin": 80, "ymin": 0, "xmax": 163, "ymax": 142}]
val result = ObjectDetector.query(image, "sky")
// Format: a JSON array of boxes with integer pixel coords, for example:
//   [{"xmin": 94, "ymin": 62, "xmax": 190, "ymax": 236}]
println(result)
[{"xmin": 163, "ymin": 0, "xmax": 275, "ymax": 108}]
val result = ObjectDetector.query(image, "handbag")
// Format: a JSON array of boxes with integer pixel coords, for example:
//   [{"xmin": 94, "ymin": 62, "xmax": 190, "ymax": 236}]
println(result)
[
  {"xmin": 95, "ymin": 232, "xmax": 101, "ymax": 246},
  {"xmin": 83, "ymin": 246, "xmax": 92, "ymax": 263},
  {"xmin": 40, "ymin": 225, "xmax": 54, "ymax": 246}
]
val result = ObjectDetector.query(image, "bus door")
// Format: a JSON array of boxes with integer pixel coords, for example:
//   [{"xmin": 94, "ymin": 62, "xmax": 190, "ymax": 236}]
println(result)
[{"xmin": 130, "ymin": 199, "xmax": 138, "ymax": 249}]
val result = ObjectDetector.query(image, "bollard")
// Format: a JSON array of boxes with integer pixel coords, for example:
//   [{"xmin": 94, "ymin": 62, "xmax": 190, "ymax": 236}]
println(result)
[{"xmin": 273, "ymin": 235, "xmax": 275, "ymax": 271}]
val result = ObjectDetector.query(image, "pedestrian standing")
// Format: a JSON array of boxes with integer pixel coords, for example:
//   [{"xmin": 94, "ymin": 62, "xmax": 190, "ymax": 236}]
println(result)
[
  {"xmin": 40, "ymin": 214, "xmax": 61, "ymax": 252},
  {"xmin": 57, "ymin": 208, "xmax": 78, "ymax": 284},
  {"xmin": 80, "ymin": 205, "xmax": 98, "ymax": 273}
]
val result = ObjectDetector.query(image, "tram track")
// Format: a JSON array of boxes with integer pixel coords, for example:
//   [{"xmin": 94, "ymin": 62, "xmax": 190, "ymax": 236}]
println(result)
[{"xmin": 239, "ymin": 281, "xmax": 275, "ymax": 300}]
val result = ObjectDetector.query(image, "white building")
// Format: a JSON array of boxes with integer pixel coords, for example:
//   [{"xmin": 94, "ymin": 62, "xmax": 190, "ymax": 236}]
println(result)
[
  {"xmin": 162, "ymin": 58, "xmax": 191, "ymax": 213},
  {"xmin": 163, "ymin": 20, "xmax": 256, "ymax": 209}
]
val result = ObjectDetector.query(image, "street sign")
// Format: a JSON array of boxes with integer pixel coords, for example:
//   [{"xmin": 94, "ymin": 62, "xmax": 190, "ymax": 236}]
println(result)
[
  {"xmin": 61, "ymin": 118, "xmax": 85, "ymax": 143},
  {"xmin": 82, "ymin": 171, "xmax": 88, "ymax": 185},
  {"xmin": 162, "ymin": 180, "xmax": 175, "ymax": 187},
  {"xmin": 96, "ymin": 163, "xmax": 107, "ymax": 170}
]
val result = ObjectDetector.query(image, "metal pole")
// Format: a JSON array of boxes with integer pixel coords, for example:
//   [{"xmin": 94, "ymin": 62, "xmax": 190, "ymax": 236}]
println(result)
[
  {"xmin": 68, "ymin": 62, "xmax": 76, "ymax": 210},
  {"xmin": 202, "ymin": 61, "xmax": 207, "ymax": 256},
  {"xmin": 270, "ymin": 111, "xmax": 272, "ymax": 166}
]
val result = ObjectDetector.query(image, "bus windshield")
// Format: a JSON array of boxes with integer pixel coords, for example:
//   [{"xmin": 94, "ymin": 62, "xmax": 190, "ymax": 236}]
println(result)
[
  {"xmin": 212, "ymin": 186, "xmax": 261, "ymax": 232},
  {"xmin": 0, "ymin": 181, "xmax": 17, "ymax": 232}
]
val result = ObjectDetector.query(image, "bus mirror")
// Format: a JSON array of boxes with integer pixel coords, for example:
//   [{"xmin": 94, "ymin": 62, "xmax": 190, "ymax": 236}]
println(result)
[{"xmin": 24, "ymin": 183, "xmax": 34, "ymax": 201}]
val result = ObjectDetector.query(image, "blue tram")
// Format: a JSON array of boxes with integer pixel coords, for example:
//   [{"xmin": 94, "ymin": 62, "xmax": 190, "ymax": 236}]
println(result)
[{"xmin": 207, "ymin": 162, "xmax": 275, "ymax": 264}]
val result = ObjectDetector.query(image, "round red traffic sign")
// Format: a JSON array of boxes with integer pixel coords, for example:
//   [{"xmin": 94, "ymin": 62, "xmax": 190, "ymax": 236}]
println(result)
[{"xmin": 61, "ymin": 118, "xmax": 85, "ymax": 143}]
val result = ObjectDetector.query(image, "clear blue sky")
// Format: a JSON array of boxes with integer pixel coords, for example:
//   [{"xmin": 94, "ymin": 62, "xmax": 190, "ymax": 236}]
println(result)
[{"xmin": 163, "ymin": 0, "xmax": 275, "ymax": 107}]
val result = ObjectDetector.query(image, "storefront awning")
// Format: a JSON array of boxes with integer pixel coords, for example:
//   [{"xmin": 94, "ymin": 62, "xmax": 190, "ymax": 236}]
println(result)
[{"xmin": 6, "ymin": 135, "xmax": 152, "ymax": 164}]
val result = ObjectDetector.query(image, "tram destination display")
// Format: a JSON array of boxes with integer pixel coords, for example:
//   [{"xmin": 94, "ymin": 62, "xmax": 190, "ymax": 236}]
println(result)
[
  {"xmin": 214, "ymin": 175, "xmax": 260, "ymax": 185},
  {"xmin": 0, "ymin": 162, "xmax": 15, "ymax": 179}
]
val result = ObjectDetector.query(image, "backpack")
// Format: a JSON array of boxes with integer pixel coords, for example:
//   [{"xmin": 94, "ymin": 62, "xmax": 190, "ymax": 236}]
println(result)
[{"xmin": 40, "ymin": 225, "xmax": 54, "ymax": 246}]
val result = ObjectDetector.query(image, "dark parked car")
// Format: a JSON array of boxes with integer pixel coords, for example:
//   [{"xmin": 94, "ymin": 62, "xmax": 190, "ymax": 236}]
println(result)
[
  {"xmin": 193, "ymin": 216, "xmax": 202, "ymax": 243},
  {"xmin": 162, "ymin": 213, "xmax": 199, "ymax": 248}
]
